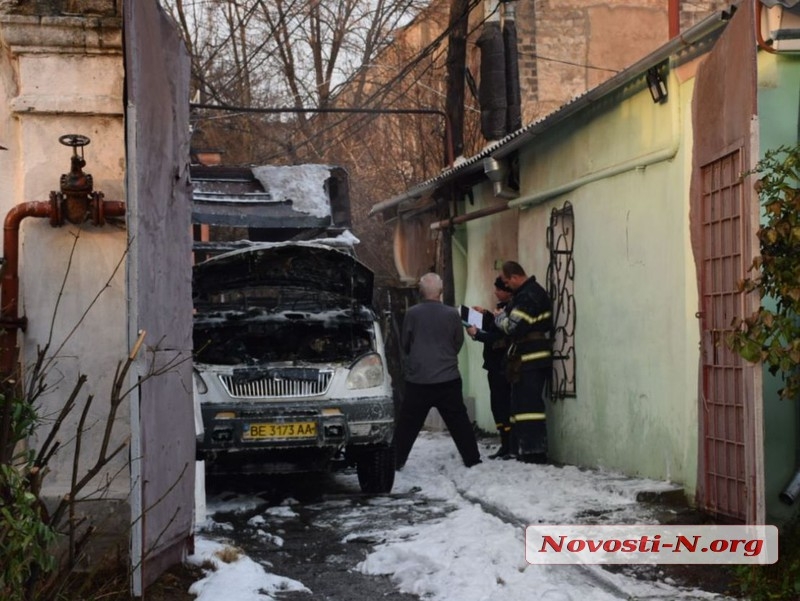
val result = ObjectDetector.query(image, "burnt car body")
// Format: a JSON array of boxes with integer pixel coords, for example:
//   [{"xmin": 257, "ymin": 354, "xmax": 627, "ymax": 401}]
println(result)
[{"xmin": 193, "ymin": 239, "xmax": 395, "ymax": 493}]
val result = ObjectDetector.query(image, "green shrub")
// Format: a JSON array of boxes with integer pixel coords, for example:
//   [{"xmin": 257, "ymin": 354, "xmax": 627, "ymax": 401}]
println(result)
[
  {"xmin": 728, "ymin": 143, "xmax": 800, "ymax": 401},
  {"xmin": 0, "ymin": 392, "xmax": 56, "ymax": 601},
  {"xmin": 733, "ymin": 518, "xmax": 800, "ymax": 600}
]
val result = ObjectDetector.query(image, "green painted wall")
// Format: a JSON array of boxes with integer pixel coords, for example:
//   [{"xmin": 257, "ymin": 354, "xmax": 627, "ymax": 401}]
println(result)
[
  {"xmin": 450, "ymin": 29, "xmax": 800, "ymax": 523},
  {"xmin": 756, "ymin": 52, "xmax": 800, "ymax": 524},
  {"xmin": 457, "ymin": 186, "xmax": 520, "ymax": 431},
  {"xmin": 457, "ymin": 71, "xmax": 701, "ymax": 495}
]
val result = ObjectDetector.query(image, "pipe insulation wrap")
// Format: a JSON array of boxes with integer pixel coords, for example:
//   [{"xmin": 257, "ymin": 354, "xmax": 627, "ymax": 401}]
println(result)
[
  {"xmin": 477, "ymin": 21, "xmax": 507, "ymax": 141},
  {"xmin": 503, "ymin": 17, "xmax": 521, "ymax": 133}
]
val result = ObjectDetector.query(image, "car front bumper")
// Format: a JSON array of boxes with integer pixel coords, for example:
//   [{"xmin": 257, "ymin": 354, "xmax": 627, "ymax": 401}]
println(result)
[{"xmin": 197, "ymin": 395, "xmax": 394, "ymax": 458}]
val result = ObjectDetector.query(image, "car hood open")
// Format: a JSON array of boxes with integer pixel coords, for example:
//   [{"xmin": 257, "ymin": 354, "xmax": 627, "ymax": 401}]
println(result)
[{"xmin": 193, "ymin": 240, "xmax": 374, "ymax": 305}]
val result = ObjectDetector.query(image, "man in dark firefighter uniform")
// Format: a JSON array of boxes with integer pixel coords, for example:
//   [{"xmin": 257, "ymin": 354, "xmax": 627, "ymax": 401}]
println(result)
[
  {"xmin": 466, "ymin": 276, "xmax": 514, "ymax": 459},
  {"xmin": 494, "ymin": 261, "xmax": 552, "ymax": 464}
]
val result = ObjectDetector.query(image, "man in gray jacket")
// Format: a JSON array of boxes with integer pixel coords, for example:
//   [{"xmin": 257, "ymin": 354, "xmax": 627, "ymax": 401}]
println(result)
[{"xmin": 394, "ymin": 272, "xmax": 482, "ymax": 469}]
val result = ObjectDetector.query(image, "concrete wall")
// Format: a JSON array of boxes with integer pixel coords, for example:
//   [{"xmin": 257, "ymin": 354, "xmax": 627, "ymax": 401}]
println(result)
[
  {"xmin": 123, "ymin": 0, "xmax": 194, "ymax": 589},
  {"xmin": 0, "ymin": 12, "xmax": 130, "ymax": 557},
  {"xmin": 0, "ymin": 2, "xmax": 196, "ymax": 583}
]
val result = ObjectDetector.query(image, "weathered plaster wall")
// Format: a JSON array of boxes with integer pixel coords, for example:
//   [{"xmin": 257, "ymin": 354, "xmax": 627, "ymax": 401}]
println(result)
[
  {"xmin": 530, "ymin": 83, "xmax": 699, "ymax": 492},
  {"xmin": 0, "ymin": 11, "xmax": 129, "ymax": 555}
]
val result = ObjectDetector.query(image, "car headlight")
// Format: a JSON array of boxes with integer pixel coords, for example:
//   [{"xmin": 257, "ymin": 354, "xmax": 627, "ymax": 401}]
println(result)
[
  {"xmin": 346, "ymin": 353, "xmax": 384, "ymax": 390},
  {"xmin": 193, "ymin": 369, "xmax": 208, "ymax": 395}
]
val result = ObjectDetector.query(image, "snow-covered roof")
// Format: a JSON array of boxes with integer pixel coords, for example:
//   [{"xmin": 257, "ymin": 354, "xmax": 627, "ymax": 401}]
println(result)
[{"xmin": 191, "ymin": 163, "xmax": 346, "ymax": 229}]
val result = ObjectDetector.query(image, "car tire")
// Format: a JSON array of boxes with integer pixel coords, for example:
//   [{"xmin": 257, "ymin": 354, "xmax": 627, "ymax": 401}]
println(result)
[{"xmin": 356, "ymin": 445, "xmax": 395, "ymax": 494}]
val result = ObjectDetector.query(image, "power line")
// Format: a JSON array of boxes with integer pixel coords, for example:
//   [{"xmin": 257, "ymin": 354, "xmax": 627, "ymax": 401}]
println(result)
[
  {"xmin": 190, "ymin": 103, "xmax": 456, "ymax": 166},
  {"xmin": 517, "ymin": 49, "xmax": 620, "ymax": 74},
  {"xmin": 190, "ymin": 0, "xmax": 484, "ymax": 164},
  {"xmin": 250, "ymin": 0, "xmax": 487, "ymax": 162}
]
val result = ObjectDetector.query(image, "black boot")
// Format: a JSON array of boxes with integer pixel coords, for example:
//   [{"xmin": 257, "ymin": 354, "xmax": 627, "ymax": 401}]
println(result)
[
  {"xmin": 518, "ymin": 453, "xmax": 548, "ymax": 464},
  {"xmin": 488, "ymin": 430, "xmax": 511, "ymax": 459}
]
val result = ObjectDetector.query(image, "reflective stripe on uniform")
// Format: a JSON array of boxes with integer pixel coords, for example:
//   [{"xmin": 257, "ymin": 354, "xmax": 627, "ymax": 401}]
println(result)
[
  {"xmin": 510, "ymin": 412, "xmax": 546, "ymax": 422},
  {"xmin": 520, "ymin": 350, "xmax": 551, "ymax": 362},
  {"xmin": 509, "ymin": 308, "xmax": 552, "ymax": 325}
]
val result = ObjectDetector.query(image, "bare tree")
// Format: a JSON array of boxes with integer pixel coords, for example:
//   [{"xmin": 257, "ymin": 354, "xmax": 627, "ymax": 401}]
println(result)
[
  {"xmin": 163, "ymin": 0, "xmax": 484, "ymax": 280},
  {"xmin": 164, "ymin": 0, "xmax": 430, "ymax": 162},
  {"xmin": 0, "ymin": 234, "xmax": 191, "ymax": 600}
]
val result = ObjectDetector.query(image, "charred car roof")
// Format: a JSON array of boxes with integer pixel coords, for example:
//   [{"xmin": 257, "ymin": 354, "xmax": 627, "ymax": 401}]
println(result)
[{"xmin": 193, "ymin": 240, "xmax": 374, "ymax": 306}]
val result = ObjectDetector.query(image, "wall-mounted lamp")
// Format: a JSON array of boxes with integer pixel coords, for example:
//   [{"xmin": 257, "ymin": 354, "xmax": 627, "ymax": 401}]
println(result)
[{"xmin": 646, "ymin": 68, "xmax": 668, "ymax": 104}]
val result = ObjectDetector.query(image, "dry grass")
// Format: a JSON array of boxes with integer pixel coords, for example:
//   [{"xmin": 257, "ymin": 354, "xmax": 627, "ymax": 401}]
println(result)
[
  {"xmin": 51, "ymin": 562, "xmax": 203, "ymax": 601},
  {"xmin": 214, "ymin": 545, "xmax": 242, "ymax": 564}
]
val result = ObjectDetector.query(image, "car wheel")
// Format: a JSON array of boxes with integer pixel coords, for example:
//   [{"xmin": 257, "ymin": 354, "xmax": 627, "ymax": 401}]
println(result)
[{"xmin": 356, "ymin": 446, "xmax": 395, "ymax": 494}]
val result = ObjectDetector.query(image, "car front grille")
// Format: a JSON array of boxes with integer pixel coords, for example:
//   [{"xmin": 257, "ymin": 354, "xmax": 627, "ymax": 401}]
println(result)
[{"xmin": 219, "ymin": 370, "xmax": 333, "ymax": 399}]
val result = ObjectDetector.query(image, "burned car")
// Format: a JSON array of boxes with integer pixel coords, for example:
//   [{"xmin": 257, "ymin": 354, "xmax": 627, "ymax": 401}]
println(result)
[{"xmin": 193, "ymin": 240, "xmax": 395, "ymax": 493}]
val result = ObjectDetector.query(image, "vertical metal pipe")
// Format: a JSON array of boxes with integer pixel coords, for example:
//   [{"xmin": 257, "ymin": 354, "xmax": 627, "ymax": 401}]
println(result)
[
  {"xmin": 0, "ymin": 201, "xmax": 54, "ymax": 374},
  {"xmin": 669, "ymin": 0, "xmax": 681, "ymax": 38}
]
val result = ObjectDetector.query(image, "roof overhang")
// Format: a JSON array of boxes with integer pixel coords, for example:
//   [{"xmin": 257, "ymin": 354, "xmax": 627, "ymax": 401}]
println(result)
[{"xmin": 368, "ymin": 6, "xmax": 734, "ymax": 221}]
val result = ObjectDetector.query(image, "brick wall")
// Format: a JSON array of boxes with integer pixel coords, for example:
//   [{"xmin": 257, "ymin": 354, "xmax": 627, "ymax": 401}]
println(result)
[{"xmin": 507, "ymin": 0, "xmax": 731, "ymax": 123}]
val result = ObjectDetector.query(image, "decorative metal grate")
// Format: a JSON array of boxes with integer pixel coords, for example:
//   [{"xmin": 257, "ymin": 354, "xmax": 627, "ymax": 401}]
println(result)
[
  {"xmin": 219, "ymin": 370, "xmax": 333, "ymax": 398},
  {"xmin": 546, "ymin": 201, "xmax": 576, "ymax": 400}
]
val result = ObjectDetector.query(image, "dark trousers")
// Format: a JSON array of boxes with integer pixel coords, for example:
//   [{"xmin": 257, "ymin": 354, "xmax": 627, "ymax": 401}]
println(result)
[
  {"xmin": 510, "ymin": 367, "xmax": 549, "ymax": 456},
  {"xmin": 487, "ymin": 369, "xmax": 511, "ymax": 431},
  {"xmin": 394, "ymin": 377, "xmax": 481, "ymax": 468}
]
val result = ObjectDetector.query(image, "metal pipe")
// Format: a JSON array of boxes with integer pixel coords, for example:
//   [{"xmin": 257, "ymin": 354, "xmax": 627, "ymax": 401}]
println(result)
[
  {"xmin": 0, "ymin": 201, "xmax": 54, "ymax": 374},
  {"xmin": 669, "ymin": 0, "xmax": 681, "ymax": 38},
  {"xmin": 429, "ymin": 201, "xmax": 512, "ymax": 230},
  {"xmin": 95, "ymin": 199, "xmax": 126, "ymax": 226},
  {"xmin": 0, "ymin": 198, "xmax": 126, "ymax": 375},
  {"xmin": 755, "ymin": 0, "xmax": 779, "ymax": 54},
  {"xmin": 780, "ymin": 468, "xmax": 800, "ymax": 504}
]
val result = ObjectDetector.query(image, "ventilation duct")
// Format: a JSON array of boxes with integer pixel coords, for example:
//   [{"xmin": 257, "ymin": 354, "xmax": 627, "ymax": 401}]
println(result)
[{"xmin": 483, "ymin": 157, "xmax": 519, "ymax": 200}]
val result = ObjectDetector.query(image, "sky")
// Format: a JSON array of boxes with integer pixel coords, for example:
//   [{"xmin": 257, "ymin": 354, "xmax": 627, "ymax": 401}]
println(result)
[{"xmin": 187, "ymin": 432, "xmax": 739, "ymax": 601}]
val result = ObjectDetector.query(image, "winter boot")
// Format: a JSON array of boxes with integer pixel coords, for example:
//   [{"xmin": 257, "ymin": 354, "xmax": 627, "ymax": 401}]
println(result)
[{"xmin": 488, "ymin": 429, "xmax": 511, "ymax": 460}]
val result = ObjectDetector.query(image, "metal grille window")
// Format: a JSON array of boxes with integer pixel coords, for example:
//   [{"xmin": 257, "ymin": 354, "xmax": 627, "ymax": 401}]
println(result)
[{"xmin": 546, "ymin": 201, "xmax": 576, "ymax": 400}]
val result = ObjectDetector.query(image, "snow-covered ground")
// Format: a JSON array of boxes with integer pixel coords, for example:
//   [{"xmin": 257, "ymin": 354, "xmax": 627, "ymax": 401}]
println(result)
[{"xmin": 188, "ymin": 432, "xmax": 738, "ymax": 601}]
